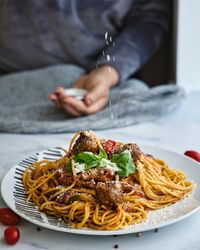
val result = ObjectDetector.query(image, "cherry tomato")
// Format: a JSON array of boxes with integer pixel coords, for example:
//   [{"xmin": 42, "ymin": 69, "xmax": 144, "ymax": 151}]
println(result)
[
  {"xmin": 4, "ymin": 226, "xmax": 20, "ymax": 245},
  {"xmin": 0, "ymin": 208, "xmax": 21, "ymax": 226},
  {"xmin": 184, "ymin": 150, "xmax": 200, "ymax": 162},
  {"xmin": 104, "ymin": 140, "xmax": 118, "ymax": 154}
]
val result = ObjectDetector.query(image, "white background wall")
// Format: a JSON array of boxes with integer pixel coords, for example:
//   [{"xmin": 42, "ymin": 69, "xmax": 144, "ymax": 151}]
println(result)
[{"xmin": 176, "ymin": 0, "xmax": 200, "ymax": 90}]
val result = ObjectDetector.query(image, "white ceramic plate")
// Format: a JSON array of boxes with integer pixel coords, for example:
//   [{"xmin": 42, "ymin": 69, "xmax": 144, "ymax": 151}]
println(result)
[{"xmin": 1, "ymin": 145, "xmax": 200, "ymax": 235}]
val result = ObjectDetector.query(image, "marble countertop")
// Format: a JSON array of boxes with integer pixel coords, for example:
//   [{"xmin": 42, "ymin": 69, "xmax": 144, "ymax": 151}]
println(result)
[{"xmin": 0, "ymin": 90, "xmax": 200, "ymax": 250}]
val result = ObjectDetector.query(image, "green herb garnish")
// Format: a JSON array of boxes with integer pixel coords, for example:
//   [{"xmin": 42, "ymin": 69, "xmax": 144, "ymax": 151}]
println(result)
[
  {"xmin": 67, "ymin": 149, "xmax": 136, "ymax": 177},
  {"xmin": 98, "ymin": 148, "xmax": 108, "ymax": 159},
  {"xmin": 111, "ymin": 152, "xmax": 136, "ymax": 177},
  {"xmin": 74, "ymin": 152, "xmax": 99, "ymax": 170},
  {"xmin": 66, "ymin": 162, "xmax": 72, "ymax": 171}
]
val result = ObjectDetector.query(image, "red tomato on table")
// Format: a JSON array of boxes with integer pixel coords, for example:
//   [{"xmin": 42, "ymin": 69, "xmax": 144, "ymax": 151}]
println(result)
[
  {"xmin": 4, "ymin": 226, "xmax": 20, "ymax": 245},
  {"xmin": 0, "ymin": 208, "xmax": 21, "ymax": 226},
  {"xmin": 184, "ymin": 150, "xmax": 200, "ymax": 162}
]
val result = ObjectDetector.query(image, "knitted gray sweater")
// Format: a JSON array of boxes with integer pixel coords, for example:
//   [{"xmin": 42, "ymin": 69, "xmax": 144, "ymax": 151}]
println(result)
[{"xmin": 0, "ymin": 64, "xmax": 183, "ymax": 133}]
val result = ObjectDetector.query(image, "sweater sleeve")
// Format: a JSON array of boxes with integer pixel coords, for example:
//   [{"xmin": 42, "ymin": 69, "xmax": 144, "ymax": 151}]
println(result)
[{"xmin": 96, "ymin": 0, "xmax": 170, "ymax": 82}]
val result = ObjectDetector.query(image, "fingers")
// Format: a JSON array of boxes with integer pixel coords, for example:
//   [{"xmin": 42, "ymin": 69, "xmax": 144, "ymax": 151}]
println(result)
[
  {"xmin": 48, "ymin": 87, "xmax": 65, "ymax": 99},
  {"xmin": 54, "ymin": 87, "xmax": 66, "ymax": 95},
  {"xmin": 61, "ymin": 95, "xmax": 108, "ymax": 115},
  {"xmin": 48, "ymin": 92, "xmax": 62, "ymax": 109},
  {"xmin": 84, "ymin": 83, "xmax": 109, "ymax": 106},
  {"xmin": 62, "ymin": 103, "xmax": 82, "ymax": 117},
  {"xmin": 48, "ymin": 93, "xmax": 57, "ymax": 101},
  {"xmin": 48, "ymin": 73, "xmax": 111, "ymax": 116},
  {"xmin": 85, "ymin": 98, "xmax": 108, "ymax": 114},
  {"xmin": 48, "ymin": 87, "xmax": 66, "ymax": 109}
]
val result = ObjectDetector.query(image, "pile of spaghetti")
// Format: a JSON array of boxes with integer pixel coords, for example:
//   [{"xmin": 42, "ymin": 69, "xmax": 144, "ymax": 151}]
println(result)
[{"xmin": 23, "ymin": 131, "xmax": 194, "ymax": 230}]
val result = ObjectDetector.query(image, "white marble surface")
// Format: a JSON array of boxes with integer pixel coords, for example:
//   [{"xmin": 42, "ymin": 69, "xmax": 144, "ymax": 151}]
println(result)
[{"xmin": 0, "ymin": 90, "xmax": 200, "ymax": 250}]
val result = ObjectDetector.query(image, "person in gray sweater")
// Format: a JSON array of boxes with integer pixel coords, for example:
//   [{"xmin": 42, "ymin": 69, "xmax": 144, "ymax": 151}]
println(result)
[{"xmin": 0, "ymin": 0, "xmax": 169, "ymax": 116}]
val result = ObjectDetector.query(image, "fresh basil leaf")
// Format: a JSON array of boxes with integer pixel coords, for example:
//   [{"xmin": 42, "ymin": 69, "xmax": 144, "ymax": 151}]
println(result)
[
  {"xmin": 99, "ymin": 159, "xmax": 108, "ymax": 168},
  {"xmin": 66, "ymin": 163, "xmax": 72, "ymax": 172},
  {"xmin": 85, "ymin": 160, "xmax": 100, "ymax": 170},
  {"xmin": 111, "ymin": 152, "xmax": 136, "ymax": 177},
  {"xmin": 74, "ymin": 152, "xmax": 99, "ymax": 165},
  {"xmin": 98, "ymin": 148, "xmax": 108, "ymax": 159}
]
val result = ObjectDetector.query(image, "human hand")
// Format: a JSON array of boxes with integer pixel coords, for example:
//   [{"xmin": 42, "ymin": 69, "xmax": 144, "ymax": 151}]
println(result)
[{"xmin": 48, "ymin": 66, "xmax": 119, "ymax": 116}]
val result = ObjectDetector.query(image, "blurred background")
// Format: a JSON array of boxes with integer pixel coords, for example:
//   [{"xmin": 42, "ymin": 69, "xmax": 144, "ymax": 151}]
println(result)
[{"xmin": 139, "ymin": 0, "xmax": 200, "ymax": 90}]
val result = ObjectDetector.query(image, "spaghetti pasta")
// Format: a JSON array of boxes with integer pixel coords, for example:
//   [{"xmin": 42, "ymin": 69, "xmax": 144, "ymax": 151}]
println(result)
[{"xmin": 23, "ymin": 131, "xmax": 194, "ymax": 230}]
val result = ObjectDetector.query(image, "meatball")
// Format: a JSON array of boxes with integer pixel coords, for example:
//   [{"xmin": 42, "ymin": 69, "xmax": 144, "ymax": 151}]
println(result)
[
  {"xmin": 95, "ymin": 181, "xmax": 123, "ymax": 208},
  {"xmin": 55, "ymin": 166, "xmax": 74, "ymax": 186},
  {"xmin": 75, "ymin": 168, "xmax": 115, "ymax": 189},
  {"xmin": 121, "ymin": 143, "xmax": 143, "ymax": 161},
  {"xmin": 71, "ymin": 131, "xmax": 99, "ymax": 155},
  {"xmin": 121, "ymin": 182, "xmax": 145, "ymax": 196},
  {"xmin": 101, "ymin": 140, "xmax": 142, "ymax": 162}
]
